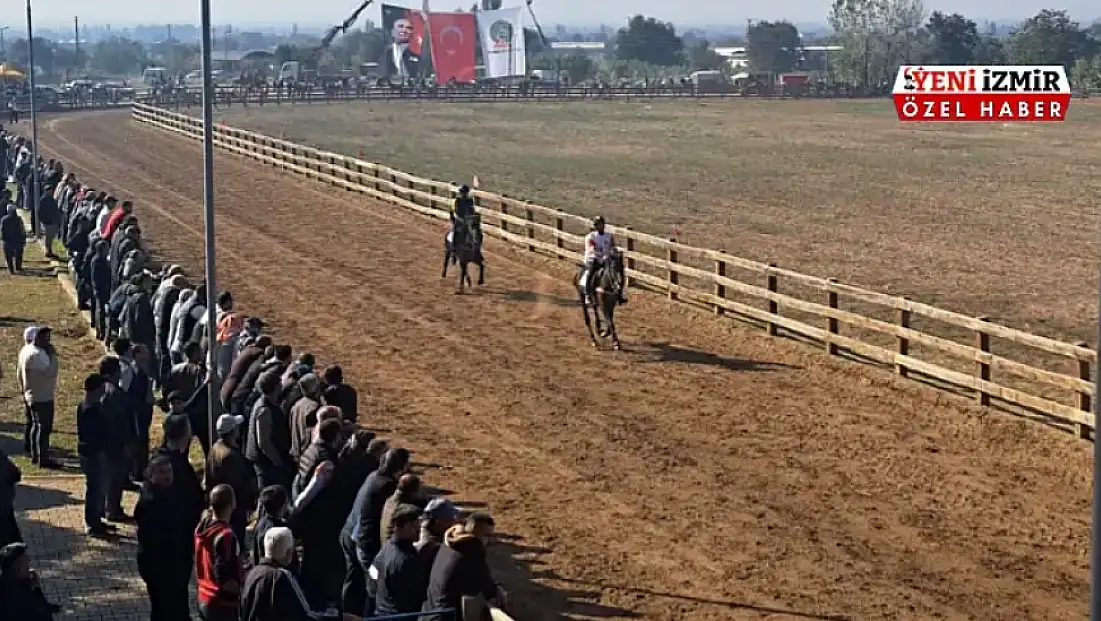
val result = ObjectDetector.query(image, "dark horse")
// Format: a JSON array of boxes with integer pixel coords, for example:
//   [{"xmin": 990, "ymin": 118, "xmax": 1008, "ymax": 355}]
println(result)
[
  {"xmin": 442, "ymin": 214, "xmax": 485, "ymax": 293},
  {"xmin": 576, "ymin": 253, "xmax": 626, "ymax": 350}
]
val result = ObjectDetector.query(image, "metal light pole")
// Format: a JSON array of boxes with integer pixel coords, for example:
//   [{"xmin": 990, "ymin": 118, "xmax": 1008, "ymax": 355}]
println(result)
[
  {"xmin": 0, "ymin": 27, "xmax": 9, "ymax": 60},
  {"xmin": 26, "ymin": 0, "xmax": 39, "ymax": 239},
  {"xmin": 1093, "ymin": 296, "xmax": 1101, "ymax": 617},
  {"xmin": 199, "ymin": 0, "xmax": 221, "ymax": 436}
]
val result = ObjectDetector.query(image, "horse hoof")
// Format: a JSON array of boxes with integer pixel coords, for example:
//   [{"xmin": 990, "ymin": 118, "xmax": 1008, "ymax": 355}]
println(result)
[
  {"xmin": 613, "ymin": 342, "xmax": 621, "ymax": 350},
  {"xmin": 590, "ymin": 341, "xmax": 598, "ymax": 348}
]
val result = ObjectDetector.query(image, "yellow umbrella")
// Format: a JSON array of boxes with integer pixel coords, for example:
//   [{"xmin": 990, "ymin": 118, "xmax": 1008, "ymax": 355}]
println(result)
[{"xmin": 0, "ymin": 64, "xmax": 24, "ymax": 78}]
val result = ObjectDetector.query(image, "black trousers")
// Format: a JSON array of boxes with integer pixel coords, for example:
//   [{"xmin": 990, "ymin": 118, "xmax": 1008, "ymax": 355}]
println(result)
[
  {"xmin": 145, "ymin": 576, "xmax": 191, "ymax": 621},
  {"xmin": 0, "ymin": 509, "xmax": 22, "ymax": 548},
  {"xmin": 340, "ymin": 530, "xmax": 367, "ymax": 616},
  {"xmin": 29, "ymin": 400, "xmax": 55, "ymax": 464},
  {"xmin": 3, "ymin": 244, "xmax": 23, "ymax": 273},
  {"xmin": 21, "ymin": 401, "xmax": 32, "ymax": 453}
]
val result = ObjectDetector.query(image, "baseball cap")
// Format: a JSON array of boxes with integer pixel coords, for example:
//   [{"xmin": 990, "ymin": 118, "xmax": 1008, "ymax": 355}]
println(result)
[
  {"xmin": 391, "ymin": 504, "xmax": 423, "ymax": 527},
  {"xmin": 162, "ymin": 413, "xmax": 191, "ymax": 442},
  {"xmin": 423, "ymin": 498, "xmax": 460, "ymax": 520},
  {"xmin": 216, "ymin": 414, "xmax": 245, "ymax": 436}
]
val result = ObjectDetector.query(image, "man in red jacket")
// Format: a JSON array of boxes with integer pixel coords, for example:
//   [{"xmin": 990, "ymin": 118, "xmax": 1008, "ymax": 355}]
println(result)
[{"xmin": 195, "ymin": 484, "xmax": 243, "ymax": 621}]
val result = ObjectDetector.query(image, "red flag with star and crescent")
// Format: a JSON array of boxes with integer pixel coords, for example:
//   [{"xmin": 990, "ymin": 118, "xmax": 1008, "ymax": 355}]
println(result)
[{"xmin": 428, "ymin": 12, "xmax": 477, "ymax": 83}]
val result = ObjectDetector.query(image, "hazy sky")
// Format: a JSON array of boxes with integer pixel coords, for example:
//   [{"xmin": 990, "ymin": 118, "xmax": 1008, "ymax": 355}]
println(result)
[{"xmin": 0, "ymin": 0, "xmax": 1096, "ymax": 33}]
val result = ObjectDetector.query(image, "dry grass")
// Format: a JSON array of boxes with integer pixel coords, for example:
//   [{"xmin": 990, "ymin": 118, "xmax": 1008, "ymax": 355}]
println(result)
[{"xmin": 217, "ymin": 98, "xmax": 1101, "ymax": 346}]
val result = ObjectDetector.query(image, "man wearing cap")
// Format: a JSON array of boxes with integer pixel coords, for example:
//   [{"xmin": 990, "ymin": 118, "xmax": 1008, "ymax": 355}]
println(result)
[
  {"xmin": 369, "ymin": 504, "xmax": 429, "ymax": 617},
  {"xmin": 416, "ymin": 498, "xmax": 460, "ymax": 569},
  {"xmin": 19, "ymin": 326, "xmax": 59, "ymax": 468},
  {"xmin": 206, "ymin": 413, "xmax": 255, "ymax": 544},
  {"xmin": 0, "ymin": 542, "xmax": 57, "ymax": 621},
  {"xmin": 288, "ymin": 373, "xmax": 323, "ymax": 464}
]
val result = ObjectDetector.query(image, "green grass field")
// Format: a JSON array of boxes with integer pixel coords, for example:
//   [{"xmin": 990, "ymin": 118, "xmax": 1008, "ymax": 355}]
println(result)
[{"xmin": 215, "ymin": 98, "xmax": 1101, "ymax": 344}]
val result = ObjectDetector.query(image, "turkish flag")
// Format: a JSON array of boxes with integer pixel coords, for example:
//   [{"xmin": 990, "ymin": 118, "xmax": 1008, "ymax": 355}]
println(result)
[{"xmin": 428, "ymin": 12, "xmax": 477, "ymax": 83}]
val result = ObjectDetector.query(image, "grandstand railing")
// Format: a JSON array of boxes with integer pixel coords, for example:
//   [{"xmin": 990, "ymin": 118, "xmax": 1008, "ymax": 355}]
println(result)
[{"xmin": 131, "ymin": 102, "xmax": 1099, "ymax": 438}]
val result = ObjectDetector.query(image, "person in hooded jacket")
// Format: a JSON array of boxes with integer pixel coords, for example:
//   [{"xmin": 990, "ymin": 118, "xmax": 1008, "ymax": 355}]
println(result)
[
  {"xmin": 421, "ymin": 513, "xmax": 507, "ymax": 621},
  {"xmin": 236, "ymin": 344, "xmax": 291, "ymax": 417},
  {"xmin": 153, "ymin": 274, "xmax": 188, "ymax": 386},
  {"xmin": 250, "ymin": 485, "xmax": 294, "ymax": 571},
  {"xmin": 220, "ymin": 335, "xmax": 271, "ymax": 412},
  {"xmin": 195, "ymin": 484, "xmax": 244, "ymax": 621},
  {"xmin": 121, "ymin": 272, "xmax": 157, "ymax": 361},
  {"xmin": 1, "ymin": 204, "xmax": 26, "ymax": 274},
  {"xmin": 135, "ymin": 454, "xmax": 192, "ymax": 621}
]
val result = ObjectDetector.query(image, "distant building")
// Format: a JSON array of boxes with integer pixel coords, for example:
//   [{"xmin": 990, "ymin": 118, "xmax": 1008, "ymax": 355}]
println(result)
[
  {"xmin": 548, "ymin": 41, "xmax": 606, "ymax": 57},
  {"xmin": 710, "ymin": 44, "xmax": 843, "ymax": 73}
]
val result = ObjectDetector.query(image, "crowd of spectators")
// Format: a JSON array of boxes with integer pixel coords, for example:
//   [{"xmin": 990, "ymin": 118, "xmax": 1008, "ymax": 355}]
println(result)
[{"xmin": 0, "ymin": 126, "xmax": 510, "ymax": 620}]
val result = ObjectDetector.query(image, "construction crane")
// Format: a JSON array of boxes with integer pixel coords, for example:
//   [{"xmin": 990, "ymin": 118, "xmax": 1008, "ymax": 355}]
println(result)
[{"xmin": 278, "ymin": 0, "xmax": 376, "ymax": 85}]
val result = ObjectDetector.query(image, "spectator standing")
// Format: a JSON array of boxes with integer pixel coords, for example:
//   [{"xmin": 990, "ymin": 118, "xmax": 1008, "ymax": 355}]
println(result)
[
  {"xmin": 152, "ymin": 414, "xmax": 205, "ymax": 538},
  {"xmin": 416, "ymin": 498, "xmax": 460, "ymax": 570},
  {"xmin": 195, "ymin": 484, "xmax": 244, "ymax": 621},
  {"xmin": 16, "ymin": 327, "xmax": 36, "ymax": 454},
  {"xmin": 290, "ymin": 418, "xmax": 345, "ymax": 607},
  {"xmin": 213, "ymin": 291, "xmax": 243, "ymax": 378},
  {"xmin": 134, "ymin": 455, "xmax": 191, "ymax": 621},
  {"xmin": 0, "ymin": 447, "xmax": 21, "ymax": 547},
  {"xmin": 36, "ymin": 186, "xmax": 60, "ymax": 259},
  {"xmin": 18, "ymin": 326, "xmax": 59, "ymax": 468},
  {"xmin": 321, "ymin": 364, "xmax": 358, "ymax": 424},
  {"xmin": 153, "ymin": 273, "xmax": 188, "ymax": 385},
  {"xmin": 121, "ymin": 272, "xmax": 157, "ymax": 367},
  {"xmin": 98, "ymin": 355, "xmax": 134, "ymax": 521},
  {"xmin": 165, "ymin": 288, "xmax": 195, "ymax": 364},
  {"xmin": 164, "ymin": 341, "xmax": 204, "ymax": 403},
  {"xmin": 240, "ymin": 527, "xmax": 333, "ymax": 621},
  {"xmin": 380, "ymin": 473, "xmax": 426, "ymax": 544},
  {"xmin": 421, "ymin": 513, "xmax": 507, "ymax": 621},
  {"xmin": 127, "ymin": 344, "xmax": 156, "ymax": 482},
  {"xmin": 1, "ymin": 204, "xmax": 25, "ymax": 274},
  {"xmin": 89, "ymin": 241, "xmax": 113, "ymax": 341},
  {"xmin": 370, "ymin": 505, "xmax": 429, "ymax": 617},
  {"xmin": 246, "ymin": 371, "xmax": 290, "ymax": 490},
  {"xmin": 342, "ymin": 447, "xmax": 410, "ymax": 616},
  {"xmin": 250, "ymin": 485, "xmax": 292, "ymax": 570},
  {"xmin": 76, "ymin": 373, "xmax": 115, "ymax": 538},
  {"xmin": 206, "ymin": 414, "xmax": 256, "ymax": 544},
  {"xmin": 288, "ymin": 373, "xmax": 322, "ymax": 463},
  {"xmin": 220, "ymin": 334, "xmax": 271, "ymax": 412}
]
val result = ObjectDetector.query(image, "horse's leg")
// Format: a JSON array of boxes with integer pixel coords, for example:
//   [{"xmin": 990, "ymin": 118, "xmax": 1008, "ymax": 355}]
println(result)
[
  {"xmin": 442, "ymin": 246, "xmax": 451, "ymax": 278},
  {"xmin": 476, "ymin": 260, "xmax": 485, "ymax": 286},
  {"xmin": 595, "ymin": 293, "xmax": 610, "ymax": 338},
  {"xmin": 604, "ymin": 298, "xmax": 620, "ymax": 350},
  {"xmin": 456, "ymin": 260, "xmax": 467, "ymax": 294},
  {"xmin": 579, "ymin": 291, "xmax": 598, "ymax": 346}
]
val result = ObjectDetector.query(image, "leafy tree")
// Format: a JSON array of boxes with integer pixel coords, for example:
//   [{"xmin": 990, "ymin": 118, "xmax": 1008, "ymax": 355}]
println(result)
[
  {"xmin": 828, "ymin": 0, "xmax": 927, "ymax": 87},
  {"xmin": 1007, "ymin": 10, "xmax": 1090, "ymax": 69},
  {"xmin": 7, "ymin": 37, "xmax": 57, "ymax": 77},
  {"xmin": 746, "ymin": 21, "xmax": 800, "ymax": 73},
  {"xmin": 90, "ymin": 38, "xmax": 147, "ymax": 75},
  {"xmin": 973, "ymin": 35, "xmax": 1008, "ymax": 64},
  {"xmin": 1071, "ymin": 56, "xmax": 1101, "ymax": 90},
  {"xmin": 614, "ymin": 15, "xmax": 684, "ymax": 66},
  {"xmin": 480, "ymin": 0, "xmax": 502, "ymax": 9},
  {"xmin": 559, "ymin": 52, "xmax": 596, "ymax": 83},
  {"xmin": 686, "ymin": 39, "xmax": 726, "ymax": 71},
  {"xmin": 925, "ymin": 12, "xmax": 979, "ymax": 64},
  {"xmin": 274, "ymin": 44, "xmax": 303, "ymax": 66}
]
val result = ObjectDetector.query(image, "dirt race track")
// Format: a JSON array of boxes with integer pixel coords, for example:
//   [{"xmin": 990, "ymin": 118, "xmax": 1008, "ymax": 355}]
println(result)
[{"xmin": 40, "ymin": 110, "xmax": 1092, "ymax": 621}]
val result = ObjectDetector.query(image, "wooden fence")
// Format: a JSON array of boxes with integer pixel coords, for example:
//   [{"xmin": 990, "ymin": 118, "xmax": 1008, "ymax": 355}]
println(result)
[{"xmin": 131, "ymin": 102, "xmax": 1099, "ymax": 437}]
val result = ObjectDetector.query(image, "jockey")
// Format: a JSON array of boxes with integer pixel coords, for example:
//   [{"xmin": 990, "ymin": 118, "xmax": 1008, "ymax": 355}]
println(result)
[
  {"xmin": 449, "ymin": 184, "xmax": 475, "ymax": 244},
  {"xmin": 581, "ymin": 216, "xmax": 626, "ymax": 304}
]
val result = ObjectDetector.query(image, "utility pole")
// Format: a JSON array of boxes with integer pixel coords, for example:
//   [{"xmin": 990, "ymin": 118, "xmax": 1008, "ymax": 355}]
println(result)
[
  {"xmin": 0, "ymin": 27, "xmax": 8, "ymax": 60},
  {"xmin": 26, "ymin": 0, "xmax": 40, "ymax": 244},
  {"xmin": 166, "ymin": 23, "xmax": 172, "ymax": 41},
  {"xmin": 199, "ymin": 0, "xmax": 221, "ymax": 440},
  {"xmin": 73, "ymin": 16, "xmax": 80, "ymax": 71}
]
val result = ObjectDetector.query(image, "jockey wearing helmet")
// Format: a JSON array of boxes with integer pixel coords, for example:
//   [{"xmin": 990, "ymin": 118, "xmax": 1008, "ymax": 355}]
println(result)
[
  {"xmin": 581, "ymin": 216, "xmax": 626, "ymax": 304},
  {"xmin": 449, "ymin": 184, "xmax": 476, "ymax": 244}
]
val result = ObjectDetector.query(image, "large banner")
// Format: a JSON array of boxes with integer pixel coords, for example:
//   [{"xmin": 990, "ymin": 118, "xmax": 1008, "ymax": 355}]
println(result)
[
  {"xmin": 428, "ymin": 12, "xmax": 477, "ymax": 84},
  {"xmin": 380, "ymin": 3, "xmax": 428, "ymax": 82},
  {"xmin": 475, "ymin": 7, "xmax": 526, "ymax": 78}
]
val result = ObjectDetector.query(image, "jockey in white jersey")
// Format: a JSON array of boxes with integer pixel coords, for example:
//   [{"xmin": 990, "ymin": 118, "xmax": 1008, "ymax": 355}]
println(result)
[{"xmin": 580, "ymin": 216, "xmax": 626, "ymax": 304}]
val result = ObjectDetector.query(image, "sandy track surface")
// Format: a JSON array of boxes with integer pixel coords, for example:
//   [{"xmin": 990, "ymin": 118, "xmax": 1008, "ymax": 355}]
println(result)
[{"xmin": 39, "ymin": 110, "xmax": 1091, "ymax": 621}]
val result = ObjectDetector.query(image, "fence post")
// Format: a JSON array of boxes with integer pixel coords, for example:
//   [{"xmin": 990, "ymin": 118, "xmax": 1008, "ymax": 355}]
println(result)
[
  {"xmin": 555, "ymin": 217, "xmax": 564, "ymax": 255},
  {"xmin": 826, "ymin": 278, "xmax": 839, "ymax": 355},
  {"xmin": 500, "ymin": 200, "xmax": 509, "ymax": 234},
  {"xmin": 1075, "ymin": 341, "xmax": 1092, "ymax": 440},
  {"xmin": 667, "ymin": 239, "xmax": 678, "ymax": 300},
  {"xmin": 897, "ymin": 297, "xmax": 911, "ymax": 378},
  {"xmin": 975, "ymin": 317, "xmax": 991, "ymax": 406},
  {"xmin": 525, "ymin": 207, "xmax": 535, "ymax": 252},
  {"xmin": 714, "ymin": 254, "xmax": 726, "ymax": 315},
  {"xmin": 624, "ymin": 227, "xmax": 635, "ymax": 288},
  {"xmin": 765, "ymin": 263, "xmax": 778, "ymax": 336}
]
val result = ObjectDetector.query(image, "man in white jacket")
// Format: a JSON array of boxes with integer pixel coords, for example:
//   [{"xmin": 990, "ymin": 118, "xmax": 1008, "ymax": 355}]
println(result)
[{"xmin": 17, "ymin": 326, "xmax": 60, "ymax": 468}]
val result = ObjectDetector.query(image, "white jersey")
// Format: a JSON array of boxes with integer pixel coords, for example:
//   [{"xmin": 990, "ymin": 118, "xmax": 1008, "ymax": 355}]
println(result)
[{"xmin": 584, "ymin": 231, "xmax": 615, "ymax": 263}]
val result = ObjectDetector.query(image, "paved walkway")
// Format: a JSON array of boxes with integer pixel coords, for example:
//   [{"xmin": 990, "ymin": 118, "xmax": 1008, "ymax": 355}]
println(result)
[{"xmin": 14, "ymin": 475, "xmax": 197, "ymax": 621}]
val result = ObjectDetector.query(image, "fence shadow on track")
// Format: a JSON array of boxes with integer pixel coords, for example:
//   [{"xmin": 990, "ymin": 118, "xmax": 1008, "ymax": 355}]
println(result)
[
  {"xmin": 130, "ymin": 103, "xmax": 1101, "ymax": 442},
  {"xmin": 627, "ymin": 341, "xmax": 794, "ymax": 373}
]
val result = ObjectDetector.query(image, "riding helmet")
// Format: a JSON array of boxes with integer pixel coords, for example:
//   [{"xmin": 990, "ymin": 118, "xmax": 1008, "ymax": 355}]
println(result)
[{"xmin": 592, "ymin": 216, "xmax": 605, "ymax": 228}]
